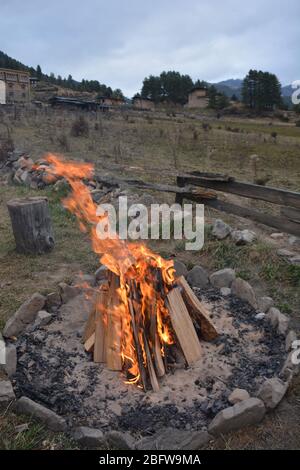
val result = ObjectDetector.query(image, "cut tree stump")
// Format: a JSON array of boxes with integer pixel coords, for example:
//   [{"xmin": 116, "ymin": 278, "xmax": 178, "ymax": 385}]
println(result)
[{"xmin": 7, "ymin": 197, "xmax": 55, "ymax": 254}]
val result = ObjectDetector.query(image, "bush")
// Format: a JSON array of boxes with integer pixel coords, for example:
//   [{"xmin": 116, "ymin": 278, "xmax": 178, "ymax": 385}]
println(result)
[
  {"xmin": 70, "ymin": 115, "xmax": 89, "ymax": 137},
  {"xmin": 271, "ymin": 131, "xmax": 277, "ymax": 140}
]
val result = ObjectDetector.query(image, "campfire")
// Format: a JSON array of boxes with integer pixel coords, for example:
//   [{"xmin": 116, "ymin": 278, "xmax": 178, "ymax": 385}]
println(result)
[{"xmin": 44, "ymin": 154, "xmax": 218, "ymax": 391}]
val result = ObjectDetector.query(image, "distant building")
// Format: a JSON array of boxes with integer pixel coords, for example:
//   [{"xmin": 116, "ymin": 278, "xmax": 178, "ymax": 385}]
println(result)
[
  {"xmin": 49, "ymin": 96, "xmax": 108, "ymax": 111},
  {"xmin": 186, "ymin": 87, "xmax": 209, "ymax": 109},
  {"xmin": 0, "ymin": 68, "xmax": 30, "ymax": 104},
  {"xmin": 132, "ymin": 97, "xmax": 155, "ymax": 111},
  {"xmin": 98, "ymin": 96, "xmax": 125, "ymax": 107},
  {"xmin": 29, "ymin": 77, "xmax": 39, "ymax": 88}
]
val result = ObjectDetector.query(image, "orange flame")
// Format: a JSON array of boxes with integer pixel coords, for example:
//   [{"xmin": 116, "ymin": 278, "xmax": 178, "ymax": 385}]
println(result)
[{"xmin": 44, "ymin": 153, "xmax": 174, "ymax": 385}]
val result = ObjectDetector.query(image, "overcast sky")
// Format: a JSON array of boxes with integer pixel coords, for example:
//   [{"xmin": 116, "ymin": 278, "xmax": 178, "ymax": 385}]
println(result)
[{"xmin": 1, "ymin": 0, "xmax": 299, "ymax": 96}]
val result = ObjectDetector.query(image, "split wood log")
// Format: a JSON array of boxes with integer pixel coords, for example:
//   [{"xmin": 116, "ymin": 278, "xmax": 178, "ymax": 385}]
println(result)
[
  {"xmin": 128, "ymin": 297, "xmax": 148, "ymax": 390},
  {"xmin": 7, "ymin": 197, "xmax": 55, "ymax": 254},
  {"xmin": 94, "ymin": 290, "xmax": 108, "ymax": 363},
  {"xmin": 142, "ymin": 331, "xmax": 160, "ymax": 392},
  {"xmin": 166, "ymin": 287, "xmax": 202, "ymax": 366},
  {"xmin": 177, "ymin": 276, "xmax": 218, "ymax": 341},
  {"xmin": 84, "ymin": 332, "xmax": 95, "ymax": 353},
  {"xmin": 83, "ymin": 306, "xmax": 96, "ymax": 343},
  {"xmin": 106, "ymin": 272, "xmax": 122, "ymax": 371},
  {"xmin": 149, "ymin": 297, "xmax": 165, "ymax": 378}
]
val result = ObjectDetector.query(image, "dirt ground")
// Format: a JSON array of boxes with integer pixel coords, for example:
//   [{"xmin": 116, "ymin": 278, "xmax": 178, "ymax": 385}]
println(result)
[{"xmin": 0, "ymin": 105, "xmax": 299, "ymax": 449}]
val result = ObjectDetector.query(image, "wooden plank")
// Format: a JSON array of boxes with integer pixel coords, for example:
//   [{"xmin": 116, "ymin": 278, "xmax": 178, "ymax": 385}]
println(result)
[
  {"xmin": 166, "ymin": 287, "xmax": 202, "ymax": 366},
  {"xmin": 178, "ymin": 175, "xmax": 300, "ymax": 210},
  {"xmin": 142, "ymin": 332, "xmax": 160, "ymax": 392},
  {"xmin": 150, "ymin": 301, "xmax": 165, "ymax": 378},
  {"xmin": 177, "ymin": 276, "xmax": 218, "ymax": 341},
  {"xmin": 280, "ymin": 206, "xmax": 300, "ymax": 224},
  {"xmin": 83, "ymin": 307, "xmax": 96, "ymax": 343},
  {"xmin": 94, "ymin": 290, "xmax": 108, "ymax": 363},
  {"xmin": 188, "ymin": 171, "xmax": 233, "ymax": 182},
  {"xmin": 106, "ymin": 273, "xmax": 122, "ymax": 371},
  {"xmin": 128, "ymin": 298, "xmax": 148, "ymax": 390},
  {"xmin": 84, "ymin": 332, "xmax": 95, "ymax": 353},
  {"xmin": 186, "ymin": 194, "xmax": 300, "ymax": 237}
]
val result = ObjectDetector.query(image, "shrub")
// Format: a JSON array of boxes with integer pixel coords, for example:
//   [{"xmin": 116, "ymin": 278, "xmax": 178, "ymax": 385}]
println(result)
[
  {"xmin": 70, "ymin": 115, "xmax": 89, "ymax": 137},
  {"xmin": 271, "ymin": 131, "xmax": 277, "ymax": 140}
]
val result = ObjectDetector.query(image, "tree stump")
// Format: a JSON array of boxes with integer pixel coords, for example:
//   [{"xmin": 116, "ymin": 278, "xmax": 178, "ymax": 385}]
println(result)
[{"xmin": 7, "ymin": 197, "xmax": 55, "ymax": 254}]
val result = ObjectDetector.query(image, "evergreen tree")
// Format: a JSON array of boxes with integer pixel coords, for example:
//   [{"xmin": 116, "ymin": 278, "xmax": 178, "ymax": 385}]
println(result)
[
  {"xmin": 36, "ymin": 64, "xmax": 42, "ymax": 79},
  {"xmin": 242, "ymin": 69, "xmax": 282, "ymax": 110},
  {"xmin": 141, "ymin": 71, "xmax": 193, "ymax": 104}
]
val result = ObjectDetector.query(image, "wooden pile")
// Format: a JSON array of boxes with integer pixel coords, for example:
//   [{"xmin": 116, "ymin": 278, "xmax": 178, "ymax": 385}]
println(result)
[{"xmin": 83, "ymin": 271, "xmax": 218, "ymax": 392}]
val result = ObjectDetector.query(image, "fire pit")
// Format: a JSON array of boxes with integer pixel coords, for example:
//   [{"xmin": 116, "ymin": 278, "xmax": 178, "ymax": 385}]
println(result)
[{"xmin": 7, "ymin": 155, "xmax": 294, "ymax": 447}]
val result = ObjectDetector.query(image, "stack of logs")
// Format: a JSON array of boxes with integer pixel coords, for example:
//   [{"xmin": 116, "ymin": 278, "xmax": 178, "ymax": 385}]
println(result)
[{"xmin": 83, "ymin": 271, "xmax": 218, "ymax": 392}]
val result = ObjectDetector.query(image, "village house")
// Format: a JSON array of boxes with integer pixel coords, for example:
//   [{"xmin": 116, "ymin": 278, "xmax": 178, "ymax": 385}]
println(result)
[
  {"xmin": 186, "ymin": 86, "xmax": 209, "ymax": 109},
  {"xmin": 0, "ymin": 68, "xmax": 30, "ymax": 104},
  {"xmin": 132, "ymin": 96, "xmax": 155, "ymax": 111},
  {"xmin": 97, "ymin": 96, "xmax": 125, "ymax": 107}
]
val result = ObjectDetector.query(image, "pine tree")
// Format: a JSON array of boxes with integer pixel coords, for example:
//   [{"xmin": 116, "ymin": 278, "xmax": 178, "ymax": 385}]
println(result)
[{"xmin": 242, "ymin": 69, "xmax": 282, "ymax": 111}]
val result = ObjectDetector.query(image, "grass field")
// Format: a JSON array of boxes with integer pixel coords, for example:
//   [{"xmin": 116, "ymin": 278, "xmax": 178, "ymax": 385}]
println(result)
[{"xmin": 0, "ymin": 105, "xmax": 299, "ymax": 449}]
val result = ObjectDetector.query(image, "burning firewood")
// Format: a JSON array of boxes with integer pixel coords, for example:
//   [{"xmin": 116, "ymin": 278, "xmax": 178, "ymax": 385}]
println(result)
[
  {"xmin": 177, "ymin": 276, "xmax": 218, "ymax": 341},
  {"xmin": 93, "ymin": 289, "xmax": 108, "ymax": 363},
  {"xmin": 43, "ymin": 154, "xmax": 218, "ymax": 391},
  {"xmin": 84, "ymin": 332, "xmax": 95, "ymax": 353},
  {"xmin": 166, "ymin": 288, "xmax": 202, "ymax": 366}
]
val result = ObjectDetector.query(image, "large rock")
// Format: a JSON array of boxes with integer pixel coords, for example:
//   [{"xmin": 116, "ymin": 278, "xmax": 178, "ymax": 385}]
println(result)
[
  {"xmin": 17, "ymin": 397, "xmax": 66, "ymax": 432},
  {"xmin": 186, "ymin": 266, "xmax": 209, "ymax": 288},
  {"xmin": 266, "ymin": 308, "xmax": 290, "ymax": 335},
  {"xmin": 257, "ymin": 378, "xmax": 288, "ymax": 410},
  {"xmin": 228, "ymin": 388, "xmax": 250, "ymax": 405},
  {"xmin": 231, "ymin": 278, "xmax": 257, "ymax": 309},
  {"xmin": 3, "ymin": 293, "xmax": 45, "ymax": 338},
  {"xmin": 0, "ymin": 380, "xmax": 15, "ymax": 409},
  {"xmin": 208, "ymin": 398, "xmax": 265, "ymax": 436},
  {"xmin": 212, "ymin": 219, "xmax": 231, "ymax": 240},
  {"xmin": 231, "ymin": 229, "xmax": 256, "ymax": 245},
  {"xmin": 135, "ymin": 428, "xmax": 210, "ymax": 450},
  {"xmin": 210, "ymin": 268, "xmax": 235, "ymax": 288},
  {"xmin": 257, "ymin": 296, "xmax": 274, "ymax": 313},
  {"xmin": 72, "ymin": 427, "xmax": 105, "ymax": 448},
  {"xmin": 105, "ymin": 431, "xmax": 135, "ymax": 450},
  {"xmin": 173, "ymin": 260, "xmax": 188, "ymax": 278}
]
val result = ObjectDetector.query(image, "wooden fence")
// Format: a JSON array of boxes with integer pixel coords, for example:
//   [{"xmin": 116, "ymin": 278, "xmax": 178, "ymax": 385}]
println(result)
[
  {"xmin": 175, "ymin": 172, "xmax": 300, "ymax": 237},
  {"xmin": 95, "ymin": 172, "xmax": 300, "ymax": 237}
]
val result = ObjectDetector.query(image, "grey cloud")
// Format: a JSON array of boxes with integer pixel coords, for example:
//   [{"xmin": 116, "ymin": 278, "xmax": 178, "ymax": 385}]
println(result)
[{"xmin": 0, "ymin": 0, "xmax": 299, "ymax": 96}]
